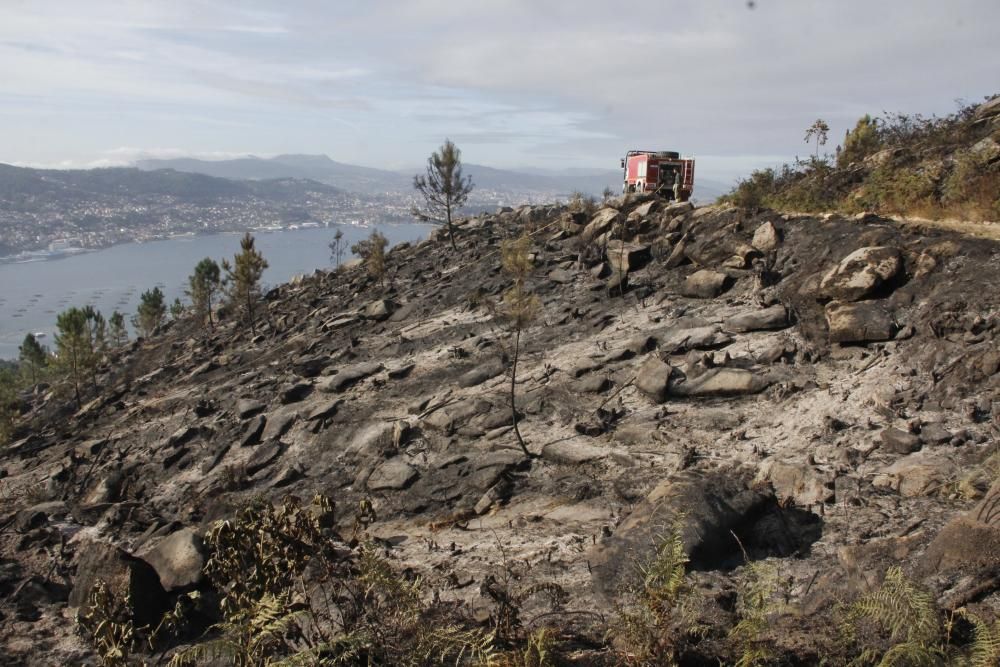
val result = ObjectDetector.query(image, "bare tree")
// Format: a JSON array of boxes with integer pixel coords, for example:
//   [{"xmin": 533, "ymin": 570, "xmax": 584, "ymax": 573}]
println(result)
[
  {"xmin": 412, "ymin": 139, "xmax": 474, "ymax": 251},
  {"xmin": 498, "ymin": 233, "xmax": 540, "ymax": 458}
]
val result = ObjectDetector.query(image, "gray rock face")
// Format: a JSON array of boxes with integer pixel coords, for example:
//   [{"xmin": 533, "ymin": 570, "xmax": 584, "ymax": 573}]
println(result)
[
  {"xmin": 320, "ymin": 362, "xmax": 383, "ymax": 392},
  {"xmin": 458, "ymin": 361, "xmax": 505, "ymax": 388},
  {"xmin": 365, "ymin": 299, "xmax": 397, "ymax": 321},
  {"xmin": 758, "ymin": 461, "xmax": 834, "ymax": 506},
  {"xmin": 662, "ymin": 201, "xmax": 694, "ymax": 218},
  {"xmin": 670, "ymin": 368, "xmax": 767, "ymax": 397},
  {"xmin": 367, "ymin": 458, "xmax": 419, "ymax": 491},
  {"xmin": 880, "ymin": 427, "xmax": 922, "ymax": 454},
  {"xmin": 548, "ymin": 268, "xmax": 576, "ymax": 284},
  {"xmin": 239, "ymin": 415, "xmax": 266, "ymax": 447},
  {"xmin": 138, "ymin": 528, "xmax": 206, "ymax": 591},
  {"xmin": 280, "ymin": 382, "xmax": 313, "ymax": 404},
  {"xmin": 820, "ymin": 246, "xmax": 902, "ymax": 301},
  {"xmin": 236, "ymin": 399, "xmax": 265, "ymax": 419},
  {"xmin": 825, "ymin": 300, "xmax": 895, "ymax": 343},
  {"xmin": 306, "ymin": 399, "xmax": 341, "ymax": 422},
  {"xmin": 581, "ymin": 208, "xmax": 623, "ymax": 243},
  {"xmin": 422, "ymin": 398, "xmax": 493, "ymax": 434},
  {"xmin": 659, "ymin": 325, "xmax": 732, "ymax": 353},
  {"xmin": 292, "ymin": 356, "xmax": 328, "ymax": 378},
  {"xmin": 723, "ymin": 305, "xmax": 789, "ymax": 333},
  {"xmin": 541, "ymin": 439, "xmax": 608, "ymax": 464},
  {"xmin": 682, "ymin": 269, "xmax": 729, "ymax": 298},
  {"xmin": 574, "ymin": 375, "xmax": 610, "ymax": 393},
  {"xmin": 605, "ymin": 242, "xmax": 652, "ymax": 274},
  {"xmin": 752, "ymin": 221, "xmax": 781, "ymax": 251},
  {"xmin": 246, "ymin": 442, "xmax": 282, "ymax": 476},
  {"xmin": 629, "ymin": 200, "xmax": 660, "ymax": 219},
  {"xmin": 261, "ymin": 408, "xmax": 296, "ymax": 442},
  {"xmin": 635, "ymin": 356, "xmax": 675, "ymax": 403}
]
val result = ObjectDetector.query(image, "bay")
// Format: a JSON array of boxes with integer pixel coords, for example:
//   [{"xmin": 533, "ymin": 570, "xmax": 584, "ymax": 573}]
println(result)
[{"xmin": 0, "ymin": 222, "xmax": 434, "ymax": 359}]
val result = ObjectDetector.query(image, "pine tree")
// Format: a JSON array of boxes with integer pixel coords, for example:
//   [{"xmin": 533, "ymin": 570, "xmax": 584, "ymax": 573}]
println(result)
[
  {"xmin": 133, "ymin": 287, "xmax": 166, "ymax": 338},
  {"xmin": 55, "ymin": 307, "xmax": 90, "ymax": 407},
  {"xmin": 170, "ymin": 297, "xmax": 184, "ymax": 320},
  {"xmin": 412, "ymin": 139, "xmax": 474, "ymax": 251},
  {"xmin": 187, "ymin": 257, "xmax": 221, "ymax": 329},
  {"xmin": 18, "ymin": 333, "xmax": 48, "ymax": 385},
  {"xmin": 222, "ymin": 233, "xmax": 269, "ymax": 336},
  {"xmin": 499, "ymin": 233, "xmax": 540, "ymax": 458},
  {"xmin": 805, "ymin": 119, "xmax": 830, "ymax": 159},
  {"xmin": 109, "ymin": 310, "xmax": 128, "ymax": 347},
  {"xmin": 351, "ymin": 230, "xmax": 388, "ymax": 287}
]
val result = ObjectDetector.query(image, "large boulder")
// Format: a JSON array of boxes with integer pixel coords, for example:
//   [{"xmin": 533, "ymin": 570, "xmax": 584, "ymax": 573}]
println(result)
[
  {"xmin": 825, "ymin": 300, "xmax": 895, "ymax": 343},
  {"xmin": 682, "ymin": 269, "xmax": 730, "ymax": 298},
  {"xmin": 320, "ymin": 362, "xmax": 383, "ymax": 392},
  {"xmin": 820, "ymin": 246, "xmax": 903, "ymax": 301},
  {"xmin": 541, "ymin": 438, "xmax": 608, "ymax": 464},
  {"xmin": 605, "ymin": 241, "xmax": 652, "ymax": 274},
  {"xmin": 70, "ymin": 540, "xmax": 167, "ymax": 628},
  {"xmin": 589, "ymin": 467, "xmax": 799, "ymax": 601},
  {"xmin": 137, "ymin": 528, "xmax": 207, "ymax": 592},
  {"xmin": 581, "ymin": 208, "xmax": 624, "ymax": 243},
  {"xmin": 751, "ymin": 221, "xmax": 781, "ymax": 251},
  {"xmin": 367, "ymin": 458, "xmax": 419, "ymax": 491},
  {"xmin": 670, "ymin": 368, "xmax": 768, "ymax": 397},
  {"xmin": 634, "ymin": 356, "xmax": 675, "ymax": 403}
]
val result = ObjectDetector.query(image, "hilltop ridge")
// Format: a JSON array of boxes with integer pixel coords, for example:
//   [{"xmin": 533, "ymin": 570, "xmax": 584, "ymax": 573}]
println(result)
[{"xmin": 3, "ymin": 185, "xmax": 1000, "ymax": 662}]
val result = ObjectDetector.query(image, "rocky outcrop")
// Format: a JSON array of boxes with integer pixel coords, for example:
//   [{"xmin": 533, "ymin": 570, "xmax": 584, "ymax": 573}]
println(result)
[
  {"xmin": 820, "ymin": 246, "xmax": 903, "ymax": 301},
  {"xmin": 137, "ymin": 528, "xmax": 207, "ymax": 592},
  {"xmin": 825, "ymin": 300, "xmax": 895, "ymax": 343}
]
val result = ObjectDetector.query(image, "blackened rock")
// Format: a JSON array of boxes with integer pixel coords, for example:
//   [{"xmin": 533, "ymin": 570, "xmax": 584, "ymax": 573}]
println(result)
[{"xmin": 69, "ymin": 540, "xmax": 167, "ymax": 628}]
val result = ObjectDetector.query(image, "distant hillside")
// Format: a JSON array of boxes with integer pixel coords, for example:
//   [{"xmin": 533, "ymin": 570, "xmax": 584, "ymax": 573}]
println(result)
[
  {"xmin": 723, "ymin": 95, "xmax": 1000, "ymax": 221},
  {"xmin": 136, "ymin": 153, "xmax": 729, "ymax": 201},
  {"xmin": 137, "ymin": 155, "xmax": 405, "ymax": 194},
  {"xmin": 0, "ymin": 164, "xmax": 342, "ymax": 206}
]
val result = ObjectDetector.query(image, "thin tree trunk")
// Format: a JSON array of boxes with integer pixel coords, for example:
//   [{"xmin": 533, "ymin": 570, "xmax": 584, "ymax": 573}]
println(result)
[
  {"xmin": 446, "ymin": 204, "xmax": 457, "ymax": 251},
  {"xmin": 510, "ymin": 327, "xmax": 532, "ymax": 458}
]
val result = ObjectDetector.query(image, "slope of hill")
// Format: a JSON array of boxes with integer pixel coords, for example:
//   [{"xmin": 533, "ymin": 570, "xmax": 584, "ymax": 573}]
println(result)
[
  {"xmin": 137, "ymin": 153, "xmax": 731, "ymax": 201},
  {"xmin": 3, "ymin": 189, "xmax": 1000, "ymax": 663},
  {"xmin": 0, "ymin": 164, "xmax": 349, "ymax": 256},
  {"xmin": 724, "ymin": 95, "xmax": 1000, "ymax": 222},
  {"xmin": 0, "ymin": 164, "xmax": 342, "ymax": 204},
  {"xmin": 137, "ymin": 154, "xmax": 407, "ymax": 194}
]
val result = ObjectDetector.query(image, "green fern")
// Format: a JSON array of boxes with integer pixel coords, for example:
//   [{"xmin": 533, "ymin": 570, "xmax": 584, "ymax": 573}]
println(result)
[
  {"xmin": 961, "ymin": 609, "xmax": 1000, "ymax": 667},
  {"xmin": 844, "ymin": 566, "xmax": 944, "ymax": 666},
  {"xmin": 730, "ymin": 561, "xmax": 785, "ymax": 667}
]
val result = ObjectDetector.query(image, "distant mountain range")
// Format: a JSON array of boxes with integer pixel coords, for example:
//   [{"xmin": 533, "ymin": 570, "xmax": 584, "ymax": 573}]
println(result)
[
  {"xmin": 136, "ymin": 154, "xmax": 730, "ymax": 201},
  {"xmin": 0, "ymin": 163, "xmax": 342, "ymax": 205}
]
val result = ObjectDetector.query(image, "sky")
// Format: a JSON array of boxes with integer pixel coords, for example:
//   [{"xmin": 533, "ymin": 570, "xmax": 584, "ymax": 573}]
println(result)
[{"xmin": 0, "ymin": 0, "xmax": 997, "ymax": 185}]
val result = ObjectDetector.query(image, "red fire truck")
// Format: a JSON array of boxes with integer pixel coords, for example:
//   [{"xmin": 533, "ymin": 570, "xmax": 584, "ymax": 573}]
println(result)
[{"xmin": 621, "ymin": 150, "xmax": 695, "ymax": 201}]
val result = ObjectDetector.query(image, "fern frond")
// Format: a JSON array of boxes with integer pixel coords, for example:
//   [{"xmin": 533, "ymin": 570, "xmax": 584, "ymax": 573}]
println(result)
[
  {"xmin": 877, "ymin": 640, "xmax": 943, "ymax": 666},
  {"xmin": 849, "ymin": 567, "xmax": 940, "ymax": 646},
  {"xmin": 962, "ymin": 610, "xmax": 1000, "ymax": 667}
]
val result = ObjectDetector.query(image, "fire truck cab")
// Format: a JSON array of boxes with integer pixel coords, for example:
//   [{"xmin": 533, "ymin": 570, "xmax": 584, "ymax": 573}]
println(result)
[{"xmin": 621, "ymin": 150, "xmax": 695, "ymax": 202}]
